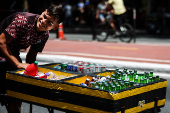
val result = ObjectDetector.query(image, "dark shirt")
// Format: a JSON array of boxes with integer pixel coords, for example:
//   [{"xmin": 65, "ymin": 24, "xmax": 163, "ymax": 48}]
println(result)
[{"xmin": 0, "ymin": 12, "xmax": 49, "ymax": 59}]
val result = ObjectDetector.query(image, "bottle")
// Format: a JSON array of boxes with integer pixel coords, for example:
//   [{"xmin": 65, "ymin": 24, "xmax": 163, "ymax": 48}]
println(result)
[
  {"xmin": 150, "ymin": 71, "xmax": 153, "ymax": 77},
  {"xmin": 111, "ymin": 78, "xmax": 116, "ymax": 84},
  {"xmin": 122, "ymin": 74, "xmax": 126, "ymax": 81},
  {"xmin": 148, "ymin": 77, "xmax": 153, "ymax": 83},
  {"xmin": 115, "ymin": 68, "xmax": 119, "ymax": 72},
  {"xmin": 24, "ymin": 61, "xmax": 38, "ymax": 76},
  {"xmin": 156, "ymin": 75, "xmax": 159, "ymax": 81},
  {"xmin": 111, "ymin": 74, "xmax": 115, "ymax": 78},
  {"xmin": 46, "ymin": 71, "xmax": 56, "ymax": 79},
  {"xmin": 85, "ymin": 78, "xmax": 92, "ymax": 87},
  {"xmin": 126, "ymin": 72, "xmax": 130, "ymax": 81},
  {"xmin": 125, "ymin": 82, "xmax": 129, "ymax": 88},
  {"xmin": 91, "ymin": 77, "xmax": 96, "ymax": 82},
  {"xmin": 145, "ymin": 72, "xmax": 149, "ymax": 79},
  {"xmin": 120, "ymin": 83, "xmax": 125, "ymax": 90},
  {"xmin": 129, "ymin": 72, "xmax": 134, "ymax": 81},
  {"xmin": 134, "ymin": 78, "xmax": 138, "ymax": 83},
  {"xmin": 97, "ymin": 75, "xmax": 101, "ymax": 81},
  {"xmin": 134, "ymin": 70, "xmax": 137, "ymax": 75},
  {"xmin": 106, "ymin": 75, "xmax": 110, "ymax": 81},
  {"xmin": 116, "ymin": 85, "xmax": 120, "ymax": 91},
  {"xmin": 130, "ymin": 81, "xmax": 134, "ymax": 87},
  {"xmin": 104, "ymin": 84, "xmax": 109, "ymax": 90},
  {"xmin": 143, "ymin": 78, "xmax": 147, "ymax": 83},
  {"xmin": 123, "ymin": 68, "xmax": 127, "ymax": 74},
  {"xmin": 91, "ymin": 82, "xmax": 96, "ymax": 88},
  {"xmin": 111, "ymin": 85, "xmax": 115, "ymax": 91},
  {"xmin": 140, "ymin": 79, "xmax": 144, "ymax": 84},
  {"xmin": 99, "ymin": 82, "xmax": 103, "ymax": 89},
  {"xmin": 152, "ymin": 76, "xmax": 156, "ymax": 82}
]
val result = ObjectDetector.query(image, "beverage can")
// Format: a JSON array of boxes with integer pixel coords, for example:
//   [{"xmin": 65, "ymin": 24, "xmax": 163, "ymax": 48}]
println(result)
[
  {"xmin": 73, "ymin": 64, "xmax": 78, "ymax": 72},
  {"xmin": 78, "ymin": 65, "xmax": 83, "ymax": 73},
  {"xmin": 61, "ymin": 62, "xmax": 68, "ymax": 70},
  {"xmin": 82, "ymin": 67, "xmax": 90, "ymax": 74},
  {"xmin": 83, "ymin": 62, "xmax": 90, "ymax": 66},
  {"xmin": 90, "ymin": 65, "xmax": 95, "ymax": 73},
  {"xmin": 76, "ymin": 61, "xmax": 84, "ymax": 66},
  {"xmin": 101, "ymin": 65, "xmax": 106, "ymax": 72},
  {"xmin": 86, "ymin": 67, "xmax": 90, "ymax": 73},
  {"xmin": 95, "ymin": 65, "xmax": 101, "ymax": 72},
  {"xmin": 83, "ymin": 67, "xmax": 87, "ymax": 74},
  {"xmin": 67, "ymin": 63, "xmax": 73, "ymax": 71},
  {"xmin": 83, "ymin": 63, "xmax": 89, "ymax": 67}
]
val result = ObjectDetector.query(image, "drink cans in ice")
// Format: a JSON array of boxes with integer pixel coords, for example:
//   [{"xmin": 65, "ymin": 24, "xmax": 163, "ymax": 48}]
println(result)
[
  {"xmin": 67, "ymin": 63, "xmax": 73, "ymax": 71},
  {"xmin": 73, "ymin": 64, "xmax": 78, "ymax": 72}
]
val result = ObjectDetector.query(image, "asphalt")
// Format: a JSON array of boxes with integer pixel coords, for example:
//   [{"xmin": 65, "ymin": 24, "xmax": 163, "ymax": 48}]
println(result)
[{"xmin": 20, "ymin": 30, "xmax": 170, "ymax": 75}]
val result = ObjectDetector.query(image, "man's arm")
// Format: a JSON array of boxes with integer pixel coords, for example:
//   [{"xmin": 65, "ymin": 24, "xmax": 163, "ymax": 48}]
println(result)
[
  {"xmin": 26, "ymin": 47, "xmax": 38, "ymax": 64},
  {"xmin": 0, "ymin": 33, "xmax": 29, "ymax": 69},
  {"xmin": 105, "ymin": 3, "xmax": 112, "ymax": 11}
]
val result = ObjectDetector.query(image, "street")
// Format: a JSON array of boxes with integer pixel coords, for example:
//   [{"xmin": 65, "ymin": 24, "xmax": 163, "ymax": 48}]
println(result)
[{"xmin": 1, "ymin": 32, "xmax": 170, "ymax": 113}]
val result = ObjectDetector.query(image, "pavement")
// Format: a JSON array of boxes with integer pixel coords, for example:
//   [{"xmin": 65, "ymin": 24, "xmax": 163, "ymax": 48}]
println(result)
[{"xmin": 20, "ymin": 30, "xmax": 170, "ymax": 75}]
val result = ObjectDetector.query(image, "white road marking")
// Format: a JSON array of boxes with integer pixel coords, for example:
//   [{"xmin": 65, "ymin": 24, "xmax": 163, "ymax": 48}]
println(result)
[{"xmin": 42, "ymin": 51, "xmax": 170, "ymax": 63}]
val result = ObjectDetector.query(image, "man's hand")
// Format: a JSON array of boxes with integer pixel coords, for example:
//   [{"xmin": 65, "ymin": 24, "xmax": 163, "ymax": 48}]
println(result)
[{"xmin": 17, "ymin": 62, "xmax": 30, "ymax": 69}]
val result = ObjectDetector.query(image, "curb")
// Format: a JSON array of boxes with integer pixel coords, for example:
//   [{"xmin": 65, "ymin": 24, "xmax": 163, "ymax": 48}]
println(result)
[{"xmin": 20, "ymin": 53, "xmax": 170, "ymax": 73}]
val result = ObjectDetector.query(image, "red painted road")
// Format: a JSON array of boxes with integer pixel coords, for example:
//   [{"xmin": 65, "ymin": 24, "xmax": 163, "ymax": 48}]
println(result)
[{"xmin": 41, "ymin": 39, "xmax": 170, "ymax": 65}]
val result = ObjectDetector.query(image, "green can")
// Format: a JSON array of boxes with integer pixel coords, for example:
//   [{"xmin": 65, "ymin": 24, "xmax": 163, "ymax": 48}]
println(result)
[{"xmin": 61, "ymin": 62, "xmax": 68, "ymax": 70}]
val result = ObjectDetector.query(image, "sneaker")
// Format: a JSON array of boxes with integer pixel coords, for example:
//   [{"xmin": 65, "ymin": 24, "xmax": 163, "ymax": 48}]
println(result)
[
  {"xmin": 115, "ymin": 31, "xmax": 120, "ymax": 36},
  {"xmin": 101, "ymin": 32, "xmax": 107, "ymax": 36},
  {"xmin": 113, "ymin": 31, "xmax": 120, "ymax": 38}
]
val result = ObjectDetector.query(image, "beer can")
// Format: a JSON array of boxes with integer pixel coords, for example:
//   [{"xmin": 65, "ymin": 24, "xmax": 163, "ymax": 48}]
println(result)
[
  {"xmin": 86, "ymin": 67, "xmax": 90, "ymax": 73},
  {"xmin": 101, "ymin": 65, "xmax": 106, "ymax": 72},
  {"xmin": 67, "ymin": 63, "xmax": 73, "ymax": 71},
  {"xmin": 73, "ymin": 64, "xmax": 78, "ymax": 72},
  {"xmin": 61, "ymin": 62, "xmax": 68, "ymax": 70},
  {"xmin": 83, "ymin": 62, "xmax": 90, "ymax": 66},
  {"xmin": 78, "ymin": 65, "xmax": 83, "ymax": 73},
  {"xmin": 89, "ymin": 65, "xmax": 95, "ymax": 73},
  {"xmin": 83, "ymin": 63, "xmax": 89, "ymax": 67},
  {"xmin": 76, "ymin": 61, "xmax": 84, "ymax": 66},
  {"xmin": 95, "ymin": 65, "xmax": 101, "ymax": 72},
  {"xmin": 83, "ymin": 67, "xmax": 87, "ymax": 74},
  {"xmin": 82, "ymin": 67, "xmax": 90, "ymax": 74}
]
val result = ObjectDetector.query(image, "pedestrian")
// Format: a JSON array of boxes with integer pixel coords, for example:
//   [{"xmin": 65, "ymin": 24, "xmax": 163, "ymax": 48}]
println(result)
[
  {"xmin": 63, "ymin": 1, "xmax": 72, "ymax": 27},
  {"xmin": 0, "ymin": 5, "xmax": 65, "ymax": 113},
  {"xmin": 77, "ymin": 0, "xmax": 86, "ymax": 24}
]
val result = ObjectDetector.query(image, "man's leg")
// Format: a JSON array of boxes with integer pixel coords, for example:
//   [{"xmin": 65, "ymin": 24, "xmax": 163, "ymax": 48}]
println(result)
[
  {"xmin": 6, "ymin": 57, "xmax": 22, "ymax": 113},
  {"xmin": 8, "ymin": 101, "xmax": 22, "ymax": 113}
]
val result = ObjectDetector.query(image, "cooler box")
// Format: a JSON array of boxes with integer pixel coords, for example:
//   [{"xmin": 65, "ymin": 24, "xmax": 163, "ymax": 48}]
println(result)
[{"xmin": 6, "ymin": 67, "xmax": 167, "ymax": 113}]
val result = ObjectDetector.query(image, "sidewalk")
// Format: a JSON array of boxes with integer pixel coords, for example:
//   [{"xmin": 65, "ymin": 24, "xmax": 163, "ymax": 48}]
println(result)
[{"xmin": 20, "ymin": 33, "xmax": 170, "ymax": 73}]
